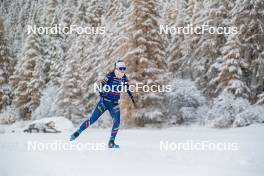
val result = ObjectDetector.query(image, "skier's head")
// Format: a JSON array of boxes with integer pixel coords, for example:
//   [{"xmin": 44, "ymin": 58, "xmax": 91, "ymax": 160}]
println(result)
[{"xmin": 114, "ymin": 60, "xmax": 126, "ymax": 78}]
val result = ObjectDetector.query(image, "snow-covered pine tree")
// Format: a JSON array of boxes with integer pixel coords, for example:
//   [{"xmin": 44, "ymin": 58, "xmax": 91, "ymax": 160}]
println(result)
[
  {"xmin": 11, "ymin": 33, "xmax": 45, "ymax": 120},
  {"xmin": 0, "ymin": 0, "xmax": 37, "ymax": 59},
  {"xmin": 55, "ymin": 1, "xmax": 92, "ymax": 118},
  {"xmin": 206, "ymin": 0, "xmax": 264, "ymax": 101},
  {"xmin": 177, "ymin": 0, "xmax": 228, "ymax": 82},
  {"xmin": 71, "ymin": 0, "xmax": 104, "ymax": 113},
  {"xmin": 254, "ymin": 51, "xmax": 264, "ymax": 104},
  {"xmin": 208, "ymin": 34, "xmax": 250, "ymax": 98},
  {"xmin": 230, "ymin": 0, "xmax": 264, "ymax": 103},
  {"xmin": 59, "ymin": 0, "xmax": 78, "ymax": 53},
  {"xmin": 122, "ymin": 0, "xmax": 167, "ymax": 126},
  {"xmin": 56, "ymin": 59, "xmax": 84, "ymax": 121},
  {"xmin": 251, "ymin": 51, "xmax": 264, "ymax": 104},
  {"xmin": 177, "ymin": 0, "xmax": 204, "ymax": 79},
  {"xmin": 99, "ymin": 0, "xmax": 130, "ymax": 68},
  {"xmin": 192, "ymin": 0, "xmax": 231, "ymax": 90},
  {"xmin": 185, "ymin": 0, "xmax": 195, "ymax": 23},
  {"xmin": 0, "ymin": 18, "xmax": 13, "ymax": 112},
  {"xmin": 61, "ymin": 0, "xmax": 78, "ymax": 28},
  {"xmin": 79, "ymin": 35, "xmax": 102, "ymax": 113},
  {"xmin": 43, "ymin": 32, "xmax": 64, "ymax": 86},
  {"xmin": 43, "ymin": 14, "xmax": 64, "ymax": 86},
  {"xmin": 167, "ymin": 0, "xmax": 190, "ymax": 75},
  {"xmin": 74, "ymin": 0, "xmax": 103, "ymax": 26}
]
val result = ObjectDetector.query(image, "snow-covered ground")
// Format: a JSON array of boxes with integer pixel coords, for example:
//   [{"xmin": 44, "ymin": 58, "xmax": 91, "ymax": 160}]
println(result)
[{"xmin": 0, "ymin": 125, "xmax": 264, "ymax": 176}]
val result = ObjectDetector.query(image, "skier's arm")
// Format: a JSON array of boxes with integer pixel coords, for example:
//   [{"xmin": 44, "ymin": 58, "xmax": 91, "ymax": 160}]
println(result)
[
  {"xmin": 101, "ymin": 74, "xmax": 110, "ymax": 87},
  {"xmin": 99, "ymin": 73, "xmax": 111, "ymax": 96}
]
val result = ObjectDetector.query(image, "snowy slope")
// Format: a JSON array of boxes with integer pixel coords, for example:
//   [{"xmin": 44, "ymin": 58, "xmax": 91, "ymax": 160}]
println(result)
[{"xmin": 0, "ymin": 125, "xmax": 263, "ymax": 176}]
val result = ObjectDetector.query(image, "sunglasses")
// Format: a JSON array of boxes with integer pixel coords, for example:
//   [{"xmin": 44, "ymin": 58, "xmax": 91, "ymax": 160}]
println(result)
[{"xmin": 118, "ymin": 67, "xmax": 126, "ymax": 71}]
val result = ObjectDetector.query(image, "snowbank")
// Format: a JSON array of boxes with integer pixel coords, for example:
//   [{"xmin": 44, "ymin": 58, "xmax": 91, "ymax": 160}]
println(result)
[
  {"xmin": 1, "ymin": 117, "xmax": 74, "ymax": 133},
  {"xmin": 23, "ymin": 116, "xmax": 74, "ymax": 133}
]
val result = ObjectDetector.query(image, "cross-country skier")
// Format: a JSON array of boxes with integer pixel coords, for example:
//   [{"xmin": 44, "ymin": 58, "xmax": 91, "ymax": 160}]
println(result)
[{"xmin": 69, "ymin": 60, "xmax": 136, "ymax": 148}]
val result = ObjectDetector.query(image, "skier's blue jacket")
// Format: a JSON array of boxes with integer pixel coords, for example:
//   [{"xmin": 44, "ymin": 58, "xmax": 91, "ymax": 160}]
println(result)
[{"xmin": 100, "ymin": 71, "xmax": 133, "ymax": 102}]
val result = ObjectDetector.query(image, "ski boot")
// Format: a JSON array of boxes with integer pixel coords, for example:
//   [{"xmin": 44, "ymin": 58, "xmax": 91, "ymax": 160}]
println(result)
[
  {"xmin": 70, "ymin": 130, "xmax": 80, "ymax": 141},
  {"xmin": 108, "ymin": 140, "xmax": 120, "ymax": 148}
]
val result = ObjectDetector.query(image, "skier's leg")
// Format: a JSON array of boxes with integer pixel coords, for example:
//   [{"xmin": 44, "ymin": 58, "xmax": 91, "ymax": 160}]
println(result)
[
  {"xmin": 108, "ymin": 103, "xmax": 120, "ymax": 148},
  {"xmin": 79, "ymin": 99, "xmax": 107, "ymax": 132},
  {"xmin": 70, "ymin": 98, "xmax": 106, "ymax": 141}
]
